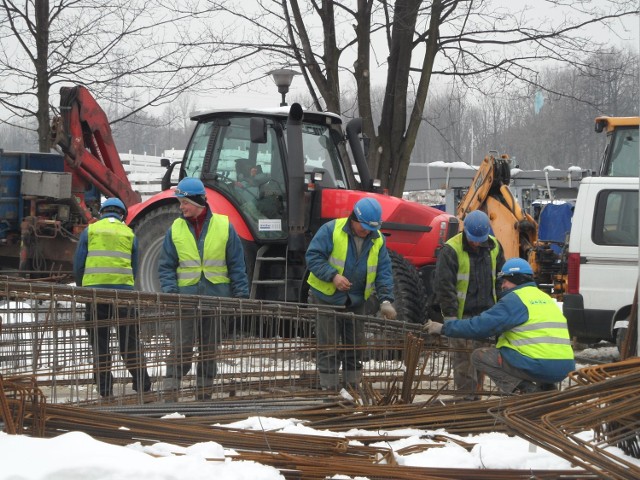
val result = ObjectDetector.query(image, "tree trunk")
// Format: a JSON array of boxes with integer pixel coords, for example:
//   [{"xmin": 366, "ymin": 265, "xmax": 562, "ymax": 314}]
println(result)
[{"xmin": 35, "ymin": 0, "xmax": 50, "ymax": 153}]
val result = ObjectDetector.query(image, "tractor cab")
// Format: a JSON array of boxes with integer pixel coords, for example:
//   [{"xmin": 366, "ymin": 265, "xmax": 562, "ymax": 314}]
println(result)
[{"xmin": 175, "ymin": 108, "xmax": 352, "ymax": 242}]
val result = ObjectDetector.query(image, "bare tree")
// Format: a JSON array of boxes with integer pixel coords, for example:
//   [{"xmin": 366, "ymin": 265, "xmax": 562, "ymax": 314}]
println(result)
[
  {"xmin": 212, "ymin": 0, "xmax": 637, "ymax": 196},
  {"xmin": 467, "ymin": 46, "xmax": 639, "ymax": 172},
  {"xmin": 0, "ymin": 0, "xmax": 232, "ymax": 152}
]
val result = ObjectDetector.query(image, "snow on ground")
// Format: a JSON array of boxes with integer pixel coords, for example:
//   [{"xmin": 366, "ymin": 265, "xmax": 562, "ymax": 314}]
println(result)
[{"xmin": 3, "ymin": 414, "xmax": 640, "ymax": 480}]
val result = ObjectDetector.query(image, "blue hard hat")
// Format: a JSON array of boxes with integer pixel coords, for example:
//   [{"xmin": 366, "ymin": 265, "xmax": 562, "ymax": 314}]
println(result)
[
  {"xmin": 100, "ymin": 197, "xmax": 127, "ymax": 217},
  {"xmin": 353, "ymin": 197, "xmax": 383, "ymax": 231},
  {"xmin": 175, "ymin": 177, "xmax": 206, "ymax": 197},
  {"xmin": 463, "ymin": 210, "xmax": 491, "ymax": 243},
  {"xmin": 499, "ymin": 258, "xmax": 534, "ymax": 277}
]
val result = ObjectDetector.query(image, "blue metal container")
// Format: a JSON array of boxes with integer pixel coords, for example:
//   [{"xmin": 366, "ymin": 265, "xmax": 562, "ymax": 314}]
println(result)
[{"xmin": 0, "ymin": 150, "xmax": 65, "ymax": 239}]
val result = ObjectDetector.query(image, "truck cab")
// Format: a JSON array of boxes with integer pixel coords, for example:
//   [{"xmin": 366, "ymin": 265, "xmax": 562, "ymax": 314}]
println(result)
[{"xmin": 596, "ymin": 116, "xmax": 639, "ymax": 177}]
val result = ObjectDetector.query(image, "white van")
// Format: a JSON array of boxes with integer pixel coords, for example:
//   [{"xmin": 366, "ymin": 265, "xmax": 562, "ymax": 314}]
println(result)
[{"xmin": 562, "ymin": 176, "xmax": 639, "ymax": 342}]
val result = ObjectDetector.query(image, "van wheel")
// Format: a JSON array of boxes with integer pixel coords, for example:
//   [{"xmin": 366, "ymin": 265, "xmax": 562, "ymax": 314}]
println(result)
[{"xmin": 133, "ymin": 204, "xmax": 181, "ymax": 293}]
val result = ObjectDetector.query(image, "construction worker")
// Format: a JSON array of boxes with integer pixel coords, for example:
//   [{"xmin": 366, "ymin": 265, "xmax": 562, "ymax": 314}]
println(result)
[
  {"xmin": 73, "ymin": 197, "xmax": 151, "ymax": 400},
  {"xmin": 158, "ymin": 177, "xmax": 249, "ymax": 401},
  {"xmin": 425, "ymin": 258, "xmax": 575, "ymax": 394},
  {"xmin": 306, "ymin": 197, "xmax": 397, "ymax": 391},
  {"xmin": 433, "ymin": 210, "xmax": 505, "ymax": 400}
]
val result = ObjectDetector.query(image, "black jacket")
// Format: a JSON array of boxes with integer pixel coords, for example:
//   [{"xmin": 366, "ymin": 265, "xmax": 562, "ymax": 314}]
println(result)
[{"xmin": 434, "ymin": 233, "xmax": 505, "ymax": 318}]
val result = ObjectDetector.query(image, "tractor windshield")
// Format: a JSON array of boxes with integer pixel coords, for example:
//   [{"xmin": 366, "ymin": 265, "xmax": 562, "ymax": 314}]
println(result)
[{"xmin": 185, "ymin": 115, "xmax": 288, "ymax": 240}]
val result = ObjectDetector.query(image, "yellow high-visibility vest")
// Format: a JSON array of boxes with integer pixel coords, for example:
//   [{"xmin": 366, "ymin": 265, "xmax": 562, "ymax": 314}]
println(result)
[
  {"xmin": 83, "ymin": 218, "xmax": 134, "ymax": 286},
  {"xmin": 497, "ymin": 286, "xmax": 574, "ymax": 360},
  {"xmin": 171, "ymin": 214, "xmax": 230, "ymax": 286},
  {"xmin": 307, "ymin": 217, "xmax": 383, "ymax": 299},
  {"xmin": 447, "ymin": 233, "xmax": 500, "ymax": 318}
]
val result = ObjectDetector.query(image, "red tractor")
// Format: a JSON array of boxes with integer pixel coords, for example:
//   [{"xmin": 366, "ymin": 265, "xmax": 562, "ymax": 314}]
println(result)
[
  {"xmin": 36, "ymin": 85, "xmax": 455, "ymax": 324},
  {"xmin": 127, "ymin": 103, "xmax": 457, "ymax": 324}
]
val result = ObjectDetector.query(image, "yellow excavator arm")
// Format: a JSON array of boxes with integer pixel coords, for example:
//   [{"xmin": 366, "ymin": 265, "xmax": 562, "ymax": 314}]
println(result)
[{"xmin": 457, "ymin": 153, "xmax": 537, "ymax": 262}]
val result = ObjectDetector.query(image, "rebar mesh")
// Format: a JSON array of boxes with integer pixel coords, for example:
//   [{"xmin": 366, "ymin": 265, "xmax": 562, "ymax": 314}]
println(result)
[{"xmin": 0, "ymin": 277, "xmax": 482, "ymax": 404}]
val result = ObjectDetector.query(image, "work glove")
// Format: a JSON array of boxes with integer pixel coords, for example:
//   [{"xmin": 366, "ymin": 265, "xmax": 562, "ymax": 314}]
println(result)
[
  {"xmin": 423, "ymin": 320, "xmax": 443, "ymax": 335},
  {"xmin": 380, "ymin": 301, "xmax": 397, "ymax": 320}
]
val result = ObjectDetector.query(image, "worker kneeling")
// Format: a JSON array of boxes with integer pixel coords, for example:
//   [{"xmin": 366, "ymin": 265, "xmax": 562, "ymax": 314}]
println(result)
[{"xmin": 424, "ymin": 258, "xmax": 575, "ymax": 395}]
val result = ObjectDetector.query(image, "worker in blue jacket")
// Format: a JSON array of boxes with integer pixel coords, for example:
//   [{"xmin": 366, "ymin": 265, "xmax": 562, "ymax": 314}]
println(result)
[
  {"xmin": 306, "ymin": 197, "xmax": 396, "ymax": 391},
  {"xmin": 424, "ymin": 258, "xmax": 575, "ymax": 395},
  {"xmin": 74, "ymin": 198, "xmax": 151, "ymax": 400},
  {"xmin": 158, "ymin": 177, "xmax": 249, "ymax": 401}
]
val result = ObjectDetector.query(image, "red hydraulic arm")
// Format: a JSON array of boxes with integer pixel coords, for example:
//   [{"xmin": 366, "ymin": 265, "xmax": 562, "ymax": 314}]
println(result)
[{"xmin": 50, "ymin": 85, "xmax": 141, "ymax": 223}]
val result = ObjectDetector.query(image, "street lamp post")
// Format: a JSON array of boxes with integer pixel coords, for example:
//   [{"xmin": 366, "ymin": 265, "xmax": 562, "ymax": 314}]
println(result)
[{"xmin": 269, "ymin": 68, "xmax": 299, "ymax": 106}]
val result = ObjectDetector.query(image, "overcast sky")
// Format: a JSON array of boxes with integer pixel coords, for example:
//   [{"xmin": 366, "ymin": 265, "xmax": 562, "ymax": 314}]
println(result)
[{"xmin": 207, "ymin": 2, "xmax": 639, "ymax": 111}]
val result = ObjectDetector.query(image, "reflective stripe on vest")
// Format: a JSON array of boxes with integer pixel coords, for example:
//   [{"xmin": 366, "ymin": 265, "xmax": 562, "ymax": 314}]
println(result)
[
  {"xmin": 447, "ymin": 233, "xmax": 499, "ymax": 318},
  {"xmin": 171, "ymin": 214, "xmax": 230, "ymax": 286},
  {"xmin": 496, "ymin": 286, "xmax": 574, "ymax": 360},
  {"xmin": 307, "ymin": 217, "xmax": 383, "ymax": 300},
  {"xmin": 83, "ymin": 218, "xmax": 134, "ymax": 286}
]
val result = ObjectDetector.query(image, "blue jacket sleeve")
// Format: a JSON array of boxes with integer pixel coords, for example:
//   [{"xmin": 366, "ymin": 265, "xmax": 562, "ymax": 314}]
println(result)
[
  {"xmin": 131, "ymin": 236, "xmax": 139, "ymax": 281},
  {"xmin": 158, "ymin": 231, "xmax": 179, "ymax": 293},
  {"xmin": 374, "ymin": 236, "xmax": 395, "ymax": 302},
  {"xmin": 73, "ymin": 229, "xmax": 89, "ymax": 286},
  {"xmin": 305, "ymin": 221, "xmax": 339, "ymax": 282},
  {"xmin": 442, "ymin": 291, "xmax": 528, "ymax": 339},
  {"xmin": 226, "ymin": 224, "xmax": 250, "ymax": 298}
]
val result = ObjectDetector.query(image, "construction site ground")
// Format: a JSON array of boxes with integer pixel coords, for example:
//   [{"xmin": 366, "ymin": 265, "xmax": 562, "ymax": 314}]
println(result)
[{"xmin": 1, "ymin": 277, "xmax": 639, "ymax": 479}]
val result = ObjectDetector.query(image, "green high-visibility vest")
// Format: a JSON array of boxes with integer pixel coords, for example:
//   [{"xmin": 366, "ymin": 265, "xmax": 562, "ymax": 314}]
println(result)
[
  {"xmin": 171, "ymin": 214, "xmax": 230, "ymax": 287},
  {"xmin": 497, "ymin": 286, "xmax": 574, "ymax": 360},
  {"xmin": 447, "ymin": 233, "xmax": 500, "ymax": 318},
  {"xmin": 307, "ymin": 217, "xmax": 383, "ymax": 300},
  {"xmin": 83, "ymin": 217, "xmax": 134, "ymax": 287}
]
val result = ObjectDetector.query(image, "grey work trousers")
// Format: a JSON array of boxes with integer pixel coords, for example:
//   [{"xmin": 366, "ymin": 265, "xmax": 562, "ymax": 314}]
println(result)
[
  {"xmin": 471, "ymin": 347, "xmax": 539, "ymax": 394},
  {"xmin": 163, "ymin": 308, "xmax": 220, "ymax": 393},
  {"xmin": 85, "ymin": 303, "xmax": 151, "ymax": 398},
  {"xmin": 449, "ymin": 337, "xmax": 492, "ymax": 397},
  {"xmin": 309, "ymin": 294, "xmax": 365, "ymax": 389}
]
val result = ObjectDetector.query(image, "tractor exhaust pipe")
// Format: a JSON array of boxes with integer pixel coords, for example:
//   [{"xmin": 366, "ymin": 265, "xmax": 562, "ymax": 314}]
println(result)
[
  {"xmin": 286, "ymin": 103, "xmax": 305, "ymax": 252},
  {"xmin": 346, "ymin": 118, "xmax": 373, "ymax": 191}
]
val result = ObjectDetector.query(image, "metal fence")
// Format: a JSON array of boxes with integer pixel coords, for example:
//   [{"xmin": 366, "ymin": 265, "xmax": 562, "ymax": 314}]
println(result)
[{"xmin": 0, "ymin": 278, "xmax": 472, "ymax": 405}]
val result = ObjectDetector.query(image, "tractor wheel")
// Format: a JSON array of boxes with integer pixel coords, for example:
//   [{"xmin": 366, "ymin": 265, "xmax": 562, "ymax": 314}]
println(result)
[
  {"xmin": 388, "ymin": 251, "xmax": 428, "ymax": 325},
  {"xmin": 132, "ymin": 204, "xmax": 181, "ymax": 293}
]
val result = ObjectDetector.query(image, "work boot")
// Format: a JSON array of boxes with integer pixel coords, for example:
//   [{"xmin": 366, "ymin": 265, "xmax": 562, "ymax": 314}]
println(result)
[
  {"xmin": 195, "ymin": 388, "xmax": 213, "ymax": 401},
  {"xmin": 99, "ymin": 392, "xmax": 115, "ymax": 403},
  {"xmin": 137, "ymin": 390, "xmax": 157, "ymax": 404},
  {"xmin": 319, "ymin": 372, "xmax": 340, "ymax": 391},
  {"xmin": 454, "ymin": 394, "xmax": 480, "ymax": 402},
  {"xmin": 539, "ymin": 383, "xmax": 558, "ymax": 391},
  {"xmin": 342, "ymin": 370, "xmax": 362, "ymax": 387},
  {"xmin": 161, "ymin": 389, "xmax": 179, "ymax": 403},
  {"xmin": 514, "ymin": 380, "xmax": 541, "ymax": 394}
]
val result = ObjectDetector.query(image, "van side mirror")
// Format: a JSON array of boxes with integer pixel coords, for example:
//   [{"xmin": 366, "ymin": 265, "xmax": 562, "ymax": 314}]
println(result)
[{"xmin": 161, "ymin": 158, "xmax": 170, "ymax": 168}]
